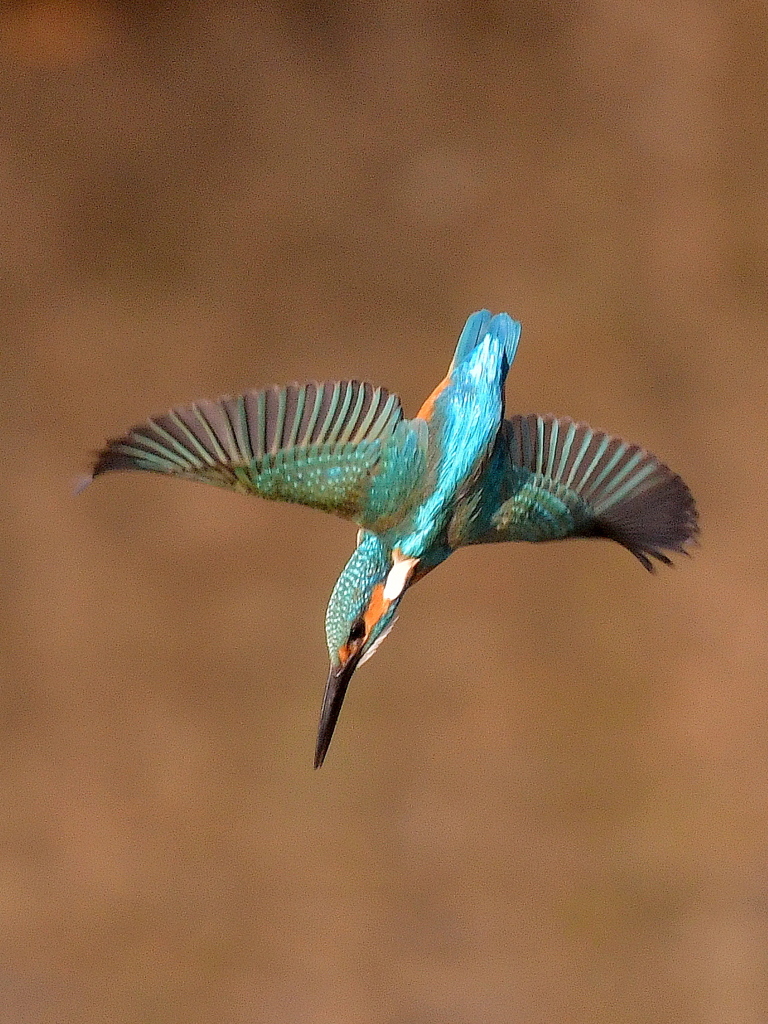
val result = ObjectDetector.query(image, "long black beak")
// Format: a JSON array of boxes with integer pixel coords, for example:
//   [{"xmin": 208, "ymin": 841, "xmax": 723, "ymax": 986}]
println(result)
[{"xmin": 314, "ymin": 655, "xmax": 361, "ymax": 769}]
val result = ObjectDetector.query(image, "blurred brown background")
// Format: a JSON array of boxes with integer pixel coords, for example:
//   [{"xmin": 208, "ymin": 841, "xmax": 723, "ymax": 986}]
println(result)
[{"xmin": 1, "ymin": 1, "xmax": 765, "ymax": 1022}]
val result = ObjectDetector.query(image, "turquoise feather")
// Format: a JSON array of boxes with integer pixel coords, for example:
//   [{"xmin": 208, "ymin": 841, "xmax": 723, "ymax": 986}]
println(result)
[
  {"xmin": 459, "ymin": 414, "xmax": 696, "ymax": 569},
  {"xmin": 88, "ymin": 380, "xmax": 427, "ymax": 530}
]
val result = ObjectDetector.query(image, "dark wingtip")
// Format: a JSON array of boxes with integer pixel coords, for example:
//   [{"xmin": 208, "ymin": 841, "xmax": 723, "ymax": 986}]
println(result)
[
  {"xmin": 77, "ymin": 440, "xmax": 134, "ymax": 490},
  {"xmin": 90, "ymin": 444, "xmax": 138, "ymax": 478},
  {"xmin": 595, "ymin": 467, "xmax": 699, "ymax": 570},
  {"xmin": 75, "ymin": 443, "xmax": 126, "ymax": 494}
]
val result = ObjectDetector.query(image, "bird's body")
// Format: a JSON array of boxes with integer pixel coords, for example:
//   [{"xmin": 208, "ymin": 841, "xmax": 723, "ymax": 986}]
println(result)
[{"xmin": 83, "ymin": 311, "xmax": 698, "ymax": 766}]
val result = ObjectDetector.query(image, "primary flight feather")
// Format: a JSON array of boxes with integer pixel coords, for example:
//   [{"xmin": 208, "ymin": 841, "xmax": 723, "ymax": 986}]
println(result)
[{"xmin": 83, "ymin": 311, "xmax": 698, "ymax": 766}]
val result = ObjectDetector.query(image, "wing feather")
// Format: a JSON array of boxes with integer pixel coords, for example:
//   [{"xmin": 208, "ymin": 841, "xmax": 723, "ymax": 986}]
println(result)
[
  {"xmin": 464, "ymin": 414, "xmax": 698, "ymax": 570},
  {"xmin": 85, "ymin": 380, "xmax": 424, "ymax": 529}
]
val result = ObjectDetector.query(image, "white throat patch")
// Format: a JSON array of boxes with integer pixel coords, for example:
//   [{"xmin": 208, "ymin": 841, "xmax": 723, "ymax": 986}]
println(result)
[{"xmin": 382, "ymin": 553, "xmax": 418, "ymax": 602}]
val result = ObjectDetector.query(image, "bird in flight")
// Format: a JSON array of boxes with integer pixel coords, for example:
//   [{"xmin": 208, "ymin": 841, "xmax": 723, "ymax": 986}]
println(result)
[{"xmin": 81, "ymin": 311, "xmax": 698, "ymax": 767}]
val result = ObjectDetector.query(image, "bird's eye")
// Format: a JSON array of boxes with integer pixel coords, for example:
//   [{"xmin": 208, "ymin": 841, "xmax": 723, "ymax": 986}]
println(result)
[{"xmin": 348, "ymin": 619, "xmax": 366, "ymax": 643}]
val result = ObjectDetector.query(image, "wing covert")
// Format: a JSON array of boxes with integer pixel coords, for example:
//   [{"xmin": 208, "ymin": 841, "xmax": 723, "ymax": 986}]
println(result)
[{"xmin": 86, "ymin": 381, "xmax": 426, "ymax": 529}]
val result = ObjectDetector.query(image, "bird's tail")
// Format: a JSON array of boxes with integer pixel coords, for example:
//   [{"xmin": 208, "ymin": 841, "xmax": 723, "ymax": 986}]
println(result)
[{"xmin": 449, "ymin": 310, "xmax": 522, "ymax": 373}]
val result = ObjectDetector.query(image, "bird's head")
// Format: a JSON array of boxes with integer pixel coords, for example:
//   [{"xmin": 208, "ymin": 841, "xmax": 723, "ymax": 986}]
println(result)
[{"xmin": 315, "ymin": 531, "xmax": 418, "ymax": 768}]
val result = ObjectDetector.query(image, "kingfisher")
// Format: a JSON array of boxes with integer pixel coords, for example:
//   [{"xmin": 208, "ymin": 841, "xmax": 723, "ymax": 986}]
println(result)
[{"xmin": 82, "ymin": 311, "xmax": 698, "ymax": 767}]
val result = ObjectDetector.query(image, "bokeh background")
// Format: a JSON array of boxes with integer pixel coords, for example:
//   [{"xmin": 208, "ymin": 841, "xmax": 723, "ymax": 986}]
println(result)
[{"xmin": 2, "ymin": 2, "xmax": 766, "ymax": 1022}]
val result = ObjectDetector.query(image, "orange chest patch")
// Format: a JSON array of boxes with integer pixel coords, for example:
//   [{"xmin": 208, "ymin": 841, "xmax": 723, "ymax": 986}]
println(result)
[{"xmin": 363, "ymin": 582, "xmax": 391, "ymax": 635}]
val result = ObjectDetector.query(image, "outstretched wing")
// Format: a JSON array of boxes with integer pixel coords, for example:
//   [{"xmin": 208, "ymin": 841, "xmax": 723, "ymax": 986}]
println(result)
[
  {"xmin": 84, "ymin": 380, "xmax": 427, "ymax": 530},
  {"xmin": 461, "ymin": 414, "xmax": 698, "ymax": 570}
]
